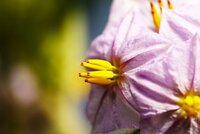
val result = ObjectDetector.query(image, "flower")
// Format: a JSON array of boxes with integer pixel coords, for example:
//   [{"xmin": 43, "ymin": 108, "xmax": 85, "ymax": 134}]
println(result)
[
  {"xmin": 79, "ymin": 0, "xmax": 200, "ymax": 133},
  {"xmin": 113, "ymin": 1, "xmax": 200, "ymax": 133},
  {"xmin": 124, "ymin": 32, "xmax": 200, "ymax": 133},
  {"xmin": 79, "ymin": 1, "xmax": 174, "ymax": 133}
]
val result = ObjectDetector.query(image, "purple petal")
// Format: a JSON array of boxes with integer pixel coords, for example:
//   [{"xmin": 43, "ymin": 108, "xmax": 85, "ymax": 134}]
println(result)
[
  {"xmin": 140, "ymin": 111, "xmax": 176, "ymax": 134},
  {"xmin": 120, "ymin": 60, "xmax": 180, "ymax": 116},
  {"xmin": 165, "ymin": 118, "xmax": 191, "ymax": 134},
  {"xmin": 159, "ymin": 8, "xmax": 198, "ymax": 42},
  {"xmin": 87, "ymin": 33, "xmax": 113, "ymax": 61},
  {"xmin": 140, "ymin": 111, "xmax": 200, "ymax": 134},
  {"xmin": 103, "ymin": 0, "xmax": 135, "ymax": 35},
  {"xmin": 140, "ymin": 112, "xmax": 193, "ymax": 134},
  {"xmin": 87, "ymin": 0, "xmax": 154, "ymax": 63},
  {"xmin": 175, "ymin": 2, "xmax": 200, "ymax": 26},
  {"xmin": 164, "ymin": 34, "xmax": 200, "ymax": 93},
  {"xmin": 112, "ymin": 87, "xmax": 140, "ymax": 130},
  {"xmin": 185, "ymin": 34, "xmax": 200, "ymax": 91},
  {"xmin": 111, "ymin": 11, "xmax": 135, "ymax": 62},
  {"xmin": 86, "ymin": 85, "xmax": 139, "ymax": 134},
  {"xmin": 117, "ymin": 30, "xmax": 172, "ymax": 71}
]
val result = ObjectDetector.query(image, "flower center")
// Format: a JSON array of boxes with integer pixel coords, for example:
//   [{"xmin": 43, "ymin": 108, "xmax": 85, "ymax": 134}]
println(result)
[
  {"xmin": 79, "ymin": 59, "xmax": 119, "ymax": 85},
  {"xmin": 150, "ymin": 0, "xmax": 173, "ymax": 32},
  {"xmin": 177, "ymin": 92, "xmax": 200, "ymax": 118}
]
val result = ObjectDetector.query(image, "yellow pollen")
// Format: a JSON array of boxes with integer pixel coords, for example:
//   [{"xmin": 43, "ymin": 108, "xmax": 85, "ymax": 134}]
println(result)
[
  {"xmin": 177, "ymin": 92, "xmax": 200, "ymax": 118},
  {"xmin": 79, "ymin": 59, "xmax": 119, "ymax": 85},
  {"xmin": 150, "ymin": 0, "xmax": 174, "ymax": 32}
]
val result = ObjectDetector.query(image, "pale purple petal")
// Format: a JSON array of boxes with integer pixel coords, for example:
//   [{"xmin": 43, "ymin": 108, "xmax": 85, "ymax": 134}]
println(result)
[
  {"xmin": 164, "ymin": 34, "xmax": 200, "ymax": 93},
  {"xmin": 88, "ymin": 0, "xmax": 154, "ymax": 62},
  {"xmin": 111, "ymin": 11, "xmax": 156, "ymax": 65},
  {"xmin": 87, "ymin": 33, "xmax": 113, "ymax": 61},
  {"xmin": 111, "ymin": 11, "xmax": 135, "ymax": 62},
  {"xmin": 159, "ymin": 1, "xmax": 200, "ymax": 43},
  {"xmin": 112, "ymin": 87, "xmax": 140, "ymax": 130},
  {"xmin": 140, "ymin": 111, "xmax": 200, "ymax": 134},
  {"xmin": 159, "ymin": 8, "xmax": 198, "ymax": 42},
  {"xmin": 175, "ymin": 1, "xmax": 200, "ymax": 26},
  {"xmin": 164, "ymin": 118, "xmax": 191, "ymax": 134},
  {"xmin": 103, "ymin": 0, "xmax": 135, "ymax": 35},
  {"xmin": 86, "ymin": 85, "xmax": 139, "ymax": 134},
  {"xmin": 122, "ymin": 60, "xmax": 179, "ymax": 116},
  {"xmin": 140, "ymin": 111, "xmax": 176, "ymax": 134},
  {"xmin": 117, "ymin": 30, "xmax": 171, "ymax": 71},
  {"xmin": 185, "ymin": 34, "xmax": 200, "ymax": 91}
]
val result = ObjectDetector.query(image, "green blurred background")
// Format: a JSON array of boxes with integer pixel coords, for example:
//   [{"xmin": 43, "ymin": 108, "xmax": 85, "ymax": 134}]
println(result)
[{"xmin": 0, "ymin": 0, "xmax": 111, "ymax": 133}]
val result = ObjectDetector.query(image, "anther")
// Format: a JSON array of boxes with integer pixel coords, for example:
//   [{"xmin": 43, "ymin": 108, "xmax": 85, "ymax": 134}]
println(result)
[
  {"xmin": 167, "ymin": 0, "xmax": 174, "ymax": 9},
  {"xmin": 81, "ymin": 62, "xmax": 107, "ymax": 71},
  {"xmin": 150, "ymin": 1, "xmax": 161, "ymax": 32},
  {"xmin": 79, "ymin": 59, "xmax": 119, "ymax": 85},
  {"xmin": 85, "ymin": 78, "xmax": 115, "ymax": 85}
]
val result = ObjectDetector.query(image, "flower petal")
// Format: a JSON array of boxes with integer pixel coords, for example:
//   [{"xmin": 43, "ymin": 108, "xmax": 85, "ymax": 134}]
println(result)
[
  {"xmin": 175, "ymin": 1, "xmax": 200, "ymax": 26},
  {"xmin": 186, "ymin": 34, "xmax": 200, "ymax": 91},
  {"xmin": 164, "ymin": 118, "xmax": 191, "ymax": 134},
  {"xmin": 87, "ymin": 33, "xmax": 113, "ymax": 61},
  {"xmin": 117, "ymin": 30, "xmax": 172, "ymax": 71},
  {"xmin": 120, "ymin": 60, "xmax": 180, "ymax": 116},
  {"xmin": 86, "ymin": 85, "xmax": 139, "ymax": 134},
  {"xmin": 159, "ymin": 8, "xmax": 199, "ymax": 42},
  {"xmin": 140, "ymin": 111, "xmax": 176, "ymax": 134},
  {"xmin": 141, "ymin": 112, "xmax": 193, "ymax": 134},
  {"xmin": 164, "ymin": 34, "xmax": 200, "ymax": 93},
  {"xmin": 104, "ymin": 0, "xmax": 135, "ymax": 34},
  {"xmin": 111, "ymin": 7, "xmax": 155, "ymax": 63}
]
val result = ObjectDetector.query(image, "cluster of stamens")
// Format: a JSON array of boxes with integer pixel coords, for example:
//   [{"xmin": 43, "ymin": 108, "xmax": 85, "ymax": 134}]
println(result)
[
  {"xmin": 79, "ymin": 59, "xmax": 119, "ymax": 85},
  {"xmin": 177, "ymin": 91, "xmax": 200, "ymax": 118},
  {"xmin": 150, "ymin": 0, "xmax": 173, "ymax": 32}
]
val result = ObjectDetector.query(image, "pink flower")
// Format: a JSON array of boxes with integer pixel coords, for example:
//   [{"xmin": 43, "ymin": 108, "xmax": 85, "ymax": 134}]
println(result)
[
  {"xmin": 79, "ymin": 1, "xmax": 173, "ymax": 133},
  {"xmin": 80, "ymin": 0, "xmax": 200, "ymax": 133}
]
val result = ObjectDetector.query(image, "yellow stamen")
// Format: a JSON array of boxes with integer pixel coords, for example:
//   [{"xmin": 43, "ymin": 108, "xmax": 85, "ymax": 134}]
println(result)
[
  {"xmin": 85, "ymin": 78, "xmax": 115, "ymax": 85},
  {"xmin": 79, "ymin": 72, "xmax": 88, "ymax": 77},
  {"xmin": 150, "ymin": 1, "xmax": 161, "ymax": 32},
  {"xmin": 86, "ymin": 59, "xmax": 117, "ymax": 71},
  {"xmin": 150, "ymin": 0, "xmax": 174, "ymax": 32},
  {"xmin": 81, "ymin": 62, "xmax": 107, "ymax": 71},
  {"xmin": 177, "ymin": 91, "xmax": 200, "ymax": 118},
  {"xmin": 167, "ymin": 0, "xmax": 174, "ymax": 9},
  {"xmin": 79, "ymin": 59, "xmax": 119, "ymax": 85},
  {"xmin": 87, "ymin": 71, "xmax": 118, "ymax": 78}
]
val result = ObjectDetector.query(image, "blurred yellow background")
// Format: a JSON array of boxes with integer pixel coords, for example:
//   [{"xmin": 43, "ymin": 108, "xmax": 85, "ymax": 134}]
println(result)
[{"xmin": 0, "ymin": 0, "xmax": 111, "ymax": 134}]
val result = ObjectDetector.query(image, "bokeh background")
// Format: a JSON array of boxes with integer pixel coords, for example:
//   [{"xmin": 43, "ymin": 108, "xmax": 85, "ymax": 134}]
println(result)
[{"xmin": 0, "ymin": 0, "xmax": 111, "ymax": 133}]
